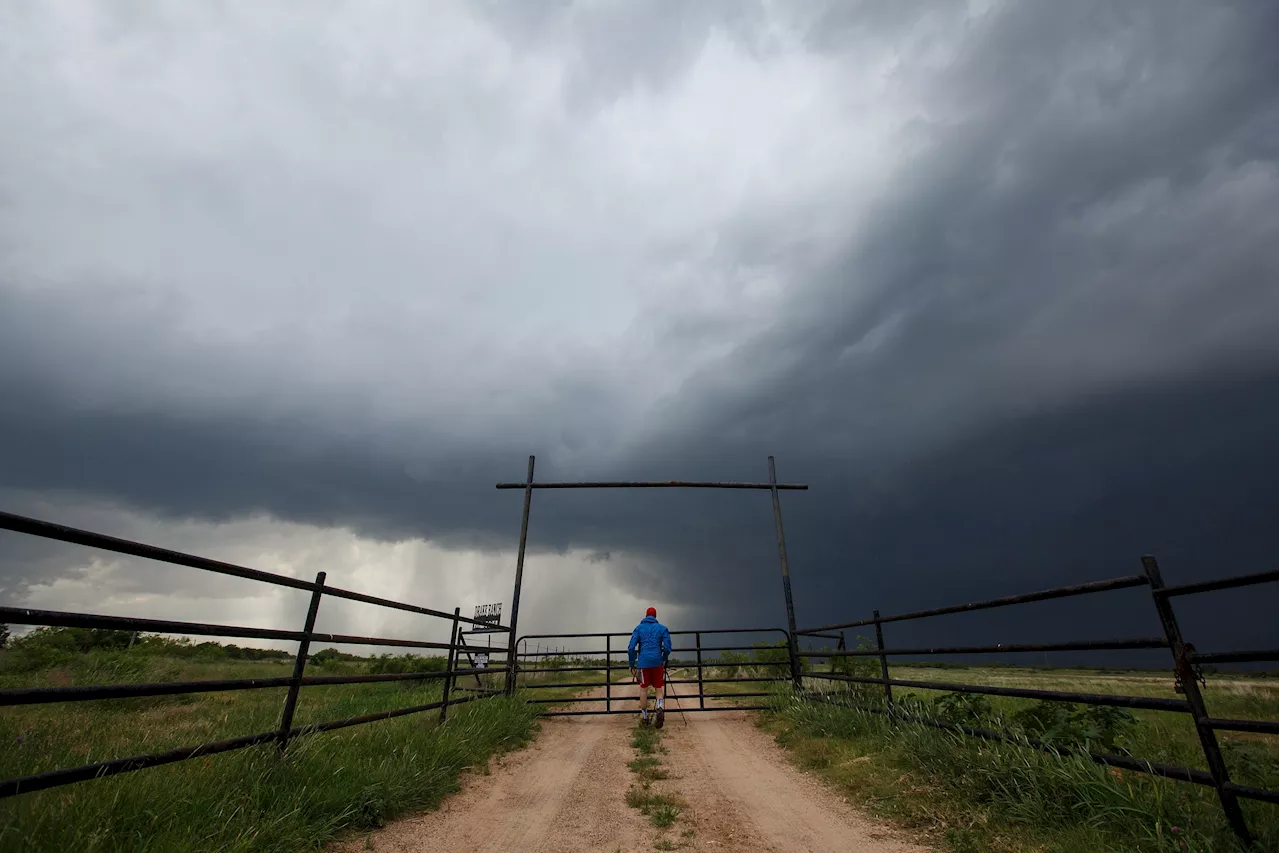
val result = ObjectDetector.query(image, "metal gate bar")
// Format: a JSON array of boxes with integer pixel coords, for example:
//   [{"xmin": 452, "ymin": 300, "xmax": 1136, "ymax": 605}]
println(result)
[
  {"xmin": 0, "ymin": 510, "xmax": 511, "ymax": 800},
  {"xmin": 495, "ymin": 457, "xmax": 809, "ymax": 694},
  {"xmin": 512, "ymin": 628, "xmax": 792, "ymax": 716},
  {"xmin": 796, "ymin": 561, "xmax": 1279, "ymax": 844}
]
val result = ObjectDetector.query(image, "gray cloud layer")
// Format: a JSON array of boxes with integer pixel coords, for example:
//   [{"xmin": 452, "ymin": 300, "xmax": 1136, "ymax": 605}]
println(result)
[{"xmin": 1, "ymin": 1, "xmax": 1275, "ymax": 656}]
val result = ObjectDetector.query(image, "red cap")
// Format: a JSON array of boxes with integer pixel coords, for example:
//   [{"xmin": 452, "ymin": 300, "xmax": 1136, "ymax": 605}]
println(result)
[{"xmin": 646, "ymin": 606, "xmax": 657, "ymax": 617}]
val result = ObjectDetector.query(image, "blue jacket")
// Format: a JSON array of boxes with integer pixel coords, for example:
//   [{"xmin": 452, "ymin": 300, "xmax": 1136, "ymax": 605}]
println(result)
[{"xmin": 628, "ymin": 615, "xmax": 672, "ymax": 669}]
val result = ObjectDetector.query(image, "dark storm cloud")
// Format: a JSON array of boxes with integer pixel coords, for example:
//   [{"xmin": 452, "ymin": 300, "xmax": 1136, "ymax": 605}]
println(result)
[
  {"xmin": 0, "ymin": 0, "xmax": 1274, "ymax": 657},
  {"xmin": 596, "ymin": 0, "xmax": 1279, "ymax": 645}
]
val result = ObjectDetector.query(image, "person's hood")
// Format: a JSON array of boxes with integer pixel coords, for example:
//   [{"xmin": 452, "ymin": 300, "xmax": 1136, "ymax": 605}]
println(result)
[{"xmin": 640, "ymin": 615, "xmax": 657, "ymax": 624}]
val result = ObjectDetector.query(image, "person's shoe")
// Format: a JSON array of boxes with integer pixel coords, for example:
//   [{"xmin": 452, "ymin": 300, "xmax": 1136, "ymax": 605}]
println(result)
[
  {"xmin": 655, "ymin": 708, "xmax": 665, "ymax": 729},
  {"xmin": 639, "ymin": 713, "xmax": 650, "ymax": 727}
]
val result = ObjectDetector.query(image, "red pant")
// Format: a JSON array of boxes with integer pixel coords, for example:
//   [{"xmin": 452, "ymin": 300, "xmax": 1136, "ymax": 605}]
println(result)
[{"xmin": 637, "ymin": 666, "xmax": 665, "ymax": 688}]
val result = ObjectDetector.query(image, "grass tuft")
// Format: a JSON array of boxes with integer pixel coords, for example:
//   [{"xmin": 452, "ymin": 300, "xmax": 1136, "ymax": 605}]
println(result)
[
  {"xmin": 650, "ymin": 802, "xmax": 681, "ymax": 828},
  {"xmin": 626, "ymin": 787, "xmax": 684, "ymax": 826},
  {"xmin": 629, "ymin": 755, "xmax": 668, "ymax": 781},
  {"xmin": 631, "ymin": 725, "xmax": 661, "ymax": 755}
]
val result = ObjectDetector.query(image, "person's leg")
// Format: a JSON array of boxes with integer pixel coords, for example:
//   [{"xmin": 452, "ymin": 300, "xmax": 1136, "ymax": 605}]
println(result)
[
  {"xmin": 653, "ymin": 667, "xmax": 665, "ymax": 728},
  {"xmin": 637, "ymin": 672, "xmax": 649, "ymax": 723}
]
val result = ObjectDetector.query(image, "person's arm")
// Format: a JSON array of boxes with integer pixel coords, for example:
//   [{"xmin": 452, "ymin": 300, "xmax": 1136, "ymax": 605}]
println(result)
[
  {"xmin": 627, "ymin": 626, "xmax": 640, "ymax": 670},
  {"xmin": 662, "ymin": 627, "xmax": 672, "ymax": 665}
]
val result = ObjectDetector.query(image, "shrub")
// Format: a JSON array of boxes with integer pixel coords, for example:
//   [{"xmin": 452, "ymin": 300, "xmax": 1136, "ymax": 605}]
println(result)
[
  {"xmin": 310, "ymin": 648, "xmax": 344, "ymax": 666},
  {"xmin": 931, "ymin": 691, "xmax": 996, "ymax": 727},
  {"xmin": 715, "ymin": 649, "xmax": 750, "ymax": 677},
  {"xmin": 827, "ymin": 635, "xmax": 885, "ymax": 703},
  {"xmin": 3, "ymin": 627, "xmax": 81, "ymax": 672},
  {"xmin": 751, "ymin": 641, "xmax": 794, "ymax": 679},
  {"xmin": 1010, "ymin": 701, "xmax": 1138, "ymax": 753},
  {"xmin": 1, "ymin": 629, "xmax": 298, "ymax": 672},
  {"xmin": 366, "ymin": 654, "xmax": 447, "ymax": 676}
]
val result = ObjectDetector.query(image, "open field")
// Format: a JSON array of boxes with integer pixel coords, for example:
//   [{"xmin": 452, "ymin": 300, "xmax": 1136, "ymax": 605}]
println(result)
[
  {"xmin": 1, "ymin": 646, "xmax": 1274, "ymax": 853},
  {"xmin": 0, "ymin": 652, "xmax": 601, "ymax": 853},
  {"xmin": 770, "ymin": 664, "xmax": 1278, "ymax": 853},
  {"xmin": 808, "ymin": 663, "xmax": 1277, "ymax": 776}
]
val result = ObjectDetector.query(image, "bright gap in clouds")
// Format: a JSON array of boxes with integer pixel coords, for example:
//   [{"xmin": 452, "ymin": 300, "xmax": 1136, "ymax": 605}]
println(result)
[{"xmin": 7, "ymin": 498, "xmax": 672, "ymax": 655}]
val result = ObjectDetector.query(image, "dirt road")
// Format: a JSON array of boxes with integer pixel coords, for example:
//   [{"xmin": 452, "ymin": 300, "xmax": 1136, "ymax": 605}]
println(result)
[{"xmin": 330, "ymin": 680, "xmax": 927, "ymax": 853}]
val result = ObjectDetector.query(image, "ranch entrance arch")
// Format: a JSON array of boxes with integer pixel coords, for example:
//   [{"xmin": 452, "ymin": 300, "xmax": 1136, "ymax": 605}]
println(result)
[{"xmin": 494, "ymin": 455, "xmax": 811, "ymax": 698}]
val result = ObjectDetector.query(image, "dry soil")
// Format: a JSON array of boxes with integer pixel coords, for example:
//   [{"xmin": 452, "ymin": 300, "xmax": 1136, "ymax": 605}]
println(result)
[{"xmin": 329, "ymin": 679, "xmax": 928, "ymax": 853}]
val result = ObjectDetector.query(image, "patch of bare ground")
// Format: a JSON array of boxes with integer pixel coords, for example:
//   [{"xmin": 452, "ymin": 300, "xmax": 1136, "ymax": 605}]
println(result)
[{"xmin": 330, "ymin": 682, "xmax": 930, "ymax": 853}]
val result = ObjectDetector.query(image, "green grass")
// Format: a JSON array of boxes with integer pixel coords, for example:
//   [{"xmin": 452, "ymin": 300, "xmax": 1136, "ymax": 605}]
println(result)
[
  {"xmin": 628, "ymin": 755, "xmax": 669, "ymax": 781},
  {"xmin": 650, "ymin": 801, "xmax": 681, "ymax": 828},
  {"xmin": 631, "ymin": 724, "xmax": 662, "ymax": 755},
  {"xmin": 756, "ymin": 664, "xmax": 1278, "ymax": 853},
  {"xmin": 625, "ymin": 786, "xmax": 684, "ymax": 827},
  {"xmin": 0, "ymin": 653, "xmax": 601, "ymax": 853},
  {"xmin": 625, "ymin": 718, "xmax": 686, "ymax": 840},
  {"xmin": 822, "ymin": 665, "xmax": 1278, "ymax": 788}
]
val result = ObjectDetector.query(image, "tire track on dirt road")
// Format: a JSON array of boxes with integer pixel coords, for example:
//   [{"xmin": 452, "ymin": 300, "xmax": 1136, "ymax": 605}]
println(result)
[
  {"xmin": 329, "ymin": 682, "xmax": 652, "ymax": 853},
  {"xmin": 329, "ymin": 678, "xmax": 928, "ymax": 853},
  {"xmin": 662, "ymin": 680, "xmax": 926, "ymax": 852}
]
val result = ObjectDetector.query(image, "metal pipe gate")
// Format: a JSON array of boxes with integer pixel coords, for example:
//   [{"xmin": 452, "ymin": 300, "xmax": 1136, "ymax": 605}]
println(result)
[
  {"xmin": 495, "ymin": 456, "xmax": 809, "ymax": 695},
  {"xmin": 513, "ymin": 628, "xmax": 793, "ymax": 716}
]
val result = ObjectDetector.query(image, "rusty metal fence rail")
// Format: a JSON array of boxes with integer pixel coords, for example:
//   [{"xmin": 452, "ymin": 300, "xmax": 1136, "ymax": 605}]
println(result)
[
  {"xmin": 0, "ymin": 510, "xmax": 510, "ymax": 799},
  {"xmin": 513, "ymin": 628, "xmax": 793, "ymax": 716},
  {"xmin": 795, "ymin": 556, "xmax": 1278, "ymax": 846}
]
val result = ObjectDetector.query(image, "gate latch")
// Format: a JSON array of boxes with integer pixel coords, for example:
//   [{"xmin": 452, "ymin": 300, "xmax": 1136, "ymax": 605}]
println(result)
[{"xmin": 1173, "ymin": 643, "xmax": 1205, "ymax": 695}]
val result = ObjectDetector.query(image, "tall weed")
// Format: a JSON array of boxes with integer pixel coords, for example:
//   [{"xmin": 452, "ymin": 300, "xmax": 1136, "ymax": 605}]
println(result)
[{"xmin": 771, "ymin": 692, "xmax": 1276, "ymax": 852}]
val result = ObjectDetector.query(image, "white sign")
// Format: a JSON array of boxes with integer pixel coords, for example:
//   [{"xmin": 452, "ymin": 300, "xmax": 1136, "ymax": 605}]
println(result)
[{"xmin": 474, "ymin": 653, "xmax": 489, "ymax": 669}]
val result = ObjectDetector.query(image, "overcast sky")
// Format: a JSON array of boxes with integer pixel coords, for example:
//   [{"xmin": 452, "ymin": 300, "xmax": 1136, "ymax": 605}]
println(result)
[{"xmin": 0, "ymin": 1, "xmax": 1275, "ymax": 661}]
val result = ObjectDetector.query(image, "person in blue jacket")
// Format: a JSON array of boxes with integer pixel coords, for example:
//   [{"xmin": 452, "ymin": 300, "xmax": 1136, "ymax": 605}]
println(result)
[{"xmin": 628, "ymin": 606, "xmax": 672, "ymax": 727}]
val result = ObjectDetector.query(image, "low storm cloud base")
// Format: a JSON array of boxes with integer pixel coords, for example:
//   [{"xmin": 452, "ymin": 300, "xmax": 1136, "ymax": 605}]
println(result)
[{"xmin": 0, "ymin": 1, "xmax": 1274, "ymax": 660}]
